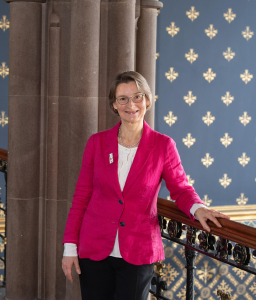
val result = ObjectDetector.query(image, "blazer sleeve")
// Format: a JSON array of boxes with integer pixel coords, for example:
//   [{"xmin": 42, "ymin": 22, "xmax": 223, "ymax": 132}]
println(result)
[
  {"xmin": 63, "ymin": 134, "xmax": 95, "ymax": 244},
  {"xmin": 162, "ymin": 137, "xmax": 204, "ymax": 220}
]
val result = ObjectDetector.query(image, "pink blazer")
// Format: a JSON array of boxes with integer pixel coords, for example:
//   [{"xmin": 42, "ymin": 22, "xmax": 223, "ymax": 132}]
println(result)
[{"xmin": 63, "ymin": 120, "xmax": 204, "ymax": 265}]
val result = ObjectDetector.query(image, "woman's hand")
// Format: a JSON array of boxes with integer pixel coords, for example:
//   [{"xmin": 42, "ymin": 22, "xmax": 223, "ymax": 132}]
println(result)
[
  {"xmin": 62, "ymin": 256, "xmax": 81, "ymax": 283},
  {"xmin": 195, "ymin": 207, "xmax": 230, "ymax": 232}
]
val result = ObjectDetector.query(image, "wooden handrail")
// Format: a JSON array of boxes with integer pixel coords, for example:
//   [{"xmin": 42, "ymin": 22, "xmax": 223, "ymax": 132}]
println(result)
[
  {"xmin": 0, "ymin": 149, "xmax": 8, "ymax": 162},
  {"xmin": 157, "ymin": 197, "xmax": 256, "ymax": 249}
]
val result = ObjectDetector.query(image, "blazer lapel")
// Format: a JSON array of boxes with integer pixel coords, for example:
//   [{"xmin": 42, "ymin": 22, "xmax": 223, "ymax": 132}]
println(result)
[
  {"xmin": 104, "ymin": 121, "xmax": 123, "ymax": 198},
  {"xmin": 122, "ymin": 120, "xmax": 154, "ymax": 195}
]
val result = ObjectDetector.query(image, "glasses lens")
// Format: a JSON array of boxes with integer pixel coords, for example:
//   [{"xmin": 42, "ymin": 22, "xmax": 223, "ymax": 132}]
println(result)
[
  {"xmin": 117, "ymin": 96, "xmax": 128, "ymax": 105},
  {"xmin": 132, "ymin": 94, "xmax": 143, "ymax": 103}
]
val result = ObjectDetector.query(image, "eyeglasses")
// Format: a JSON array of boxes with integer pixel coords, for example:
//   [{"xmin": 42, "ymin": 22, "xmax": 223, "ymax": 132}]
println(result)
[{"xmin": 116, "ymin": 93, "xmax": 145, "ymax": 105}]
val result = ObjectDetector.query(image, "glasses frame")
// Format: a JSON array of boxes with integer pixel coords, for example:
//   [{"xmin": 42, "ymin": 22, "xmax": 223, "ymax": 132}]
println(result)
[{"xmin": 115, "ymin": 93, "xmax": 145, "ymax": 105}]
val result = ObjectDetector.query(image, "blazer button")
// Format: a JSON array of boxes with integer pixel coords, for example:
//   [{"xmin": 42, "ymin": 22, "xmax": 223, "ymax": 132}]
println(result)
[
  {"xmin": 120, "ymin": 222, "xmax": 125, "ymax": 227},
  {"xmin": 119, "ymin": 199, "xmax": 123, "ymax": 204}
]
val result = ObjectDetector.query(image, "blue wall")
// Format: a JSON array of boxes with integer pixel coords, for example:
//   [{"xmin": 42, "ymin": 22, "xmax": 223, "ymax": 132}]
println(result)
[{"xmin": 156, "ymin": 0, "xmax": 256, "ymax": 207}]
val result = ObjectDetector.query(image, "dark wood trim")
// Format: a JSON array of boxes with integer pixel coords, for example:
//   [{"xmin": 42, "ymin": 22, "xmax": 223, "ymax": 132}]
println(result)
[
  {"xmin": 0, "ymin": 149, "xmax": 8, "ymax": 162},
  {"xmin": 157, "ymin": 197, "xmax": 256, "ymax": 249}
]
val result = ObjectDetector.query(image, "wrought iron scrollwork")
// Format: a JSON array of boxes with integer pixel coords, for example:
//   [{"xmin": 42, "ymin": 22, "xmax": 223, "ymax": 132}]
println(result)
[
  {"xmin": 186, "ymin": 226, "xmax": 197, "ymax": 246},
  {"xmin": 150, "ymin": 261, "xmax": 168, "ymax": 300},
  {"xmin": 167, "ymin": 220, "xmax": 183, "ymax": 238},
  {"xmin": 215, "ymin": 238, "xmax": 232, "ymax": 259},
  {"xmin": 158, "ymin": 215, "xmax": 167, "ymax": 232},
  {"xmin": 198, "ymin": 232, "xmax": 216, "ymax": 252},
  {"xmin": 217, "ymin": 290, "xmax": 231, "ymax": 300},
  {"xmin": 233, "ymin": 244, "xmax": 251, "ymax": 265}
]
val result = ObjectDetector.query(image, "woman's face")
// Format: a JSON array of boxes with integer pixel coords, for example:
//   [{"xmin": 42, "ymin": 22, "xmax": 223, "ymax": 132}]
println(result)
[{"xmin": 113, "ymin": 81, "xmax": 150, "ymax": 125}]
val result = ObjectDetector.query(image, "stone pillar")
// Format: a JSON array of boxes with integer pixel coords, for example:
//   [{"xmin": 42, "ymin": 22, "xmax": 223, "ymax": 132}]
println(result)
[
  {"xmin": 5, "ymin": 1, "xmax": 43, "ymax": 299},
  {"xmin": 66, "ymin": 1, "xmax": 101, "ymax": 297},
  {"xmin": 44, "ymin": 13, "xmax": 62, "ymax": 300},
  {"xmin": 103, "ymin": 0, "xmax": 137, "ymax": 130},
  {"xmin": 136, "ymin": 0, "xmax": 163, "ymax": 128}
]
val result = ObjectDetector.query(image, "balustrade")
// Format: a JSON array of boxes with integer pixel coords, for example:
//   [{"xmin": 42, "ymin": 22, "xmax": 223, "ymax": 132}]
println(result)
[{"xmin": 150, "ymin": 197, "xmax": 256, "ymax": 300}]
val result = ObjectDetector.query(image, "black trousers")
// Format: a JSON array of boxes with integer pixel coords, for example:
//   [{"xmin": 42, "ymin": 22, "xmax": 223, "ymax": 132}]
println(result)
[{"xmin": 79, "ymin": 256, "xmax": 154, "ymax": 300}]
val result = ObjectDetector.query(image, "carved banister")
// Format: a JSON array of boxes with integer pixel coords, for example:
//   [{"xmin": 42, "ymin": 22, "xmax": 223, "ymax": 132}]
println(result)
[
  {"xmin": 157, "ymin": 197, "xmax": 256, "ymax": 250},
  {"xmin": 0, "ymin": 149, "xmax": 8, "ymax": 162}
]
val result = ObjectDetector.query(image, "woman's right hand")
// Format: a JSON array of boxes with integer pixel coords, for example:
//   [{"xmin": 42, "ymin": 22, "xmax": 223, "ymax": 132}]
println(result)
[{"xmin": 62, "ymin": 256, "xmax": 81, "ymax": 283}]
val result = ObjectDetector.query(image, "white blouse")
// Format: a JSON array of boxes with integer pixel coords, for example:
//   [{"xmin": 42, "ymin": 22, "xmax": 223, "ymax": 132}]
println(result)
[{"xmin": 63, "ymin": 144, "xmax": 205, "ymax": 257}]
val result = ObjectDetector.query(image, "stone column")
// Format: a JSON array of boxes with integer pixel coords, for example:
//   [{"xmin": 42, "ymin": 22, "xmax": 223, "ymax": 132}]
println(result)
[
  {"xmin": 103, "ymin": 0, "xmax": 137, "ymax": 130},
  {"xmin": 5, "ymin": 1, "xmax": 43, "ymax": 299},
  {"xmin": 136, "ymin": 0, "xmax": 163, "ymax": 128},
  {"xmin": 66, "ymin": 1, "xmax": 101, "ymax": 297}
]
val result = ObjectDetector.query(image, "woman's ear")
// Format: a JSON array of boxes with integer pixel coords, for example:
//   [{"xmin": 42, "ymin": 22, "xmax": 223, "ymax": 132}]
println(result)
[
  {"xmin": 113, "ymin": 101, "xmax": 118, "ymax": 110},
  {"xmin": 145, "ymin": 97, "xmax": 150, "ymax": 108}
]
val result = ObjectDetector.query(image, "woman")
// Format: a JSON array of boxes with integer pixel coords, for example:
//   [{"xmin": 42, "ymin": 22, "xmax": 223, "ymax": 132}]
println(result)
[{"xmin": 62, "ymin": 71, "xmax": 229, "ymax": 300}]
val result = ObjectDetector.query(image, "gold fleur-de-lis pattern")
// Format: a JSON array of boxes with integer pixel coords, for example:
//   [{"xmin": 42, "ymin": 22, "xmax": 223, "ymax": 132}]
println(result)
[
  {"xmin": 219, "ymin": 174, "xmax": 232, "ymax": 189},
  {"xmin": 242, "ymin": 27, "xmax": 254, "ymax": 41},
  {"xmin": 164, "ymin": 111, "xmax": 177, "ymax": 127},
  {"xmin": 166, "ymin": 22, "xmax": 179, "ymax": 37},
  {"xmin": 220, "ymin": 133, "xmax": 233, "ymax": 148},
  {"xmin": 165, "ymin": 67, "xmax": 178, "ymax": 82},
  {"xmin": 239, "ymin": 112, "xmax": 251, "ymax": 126},
  {"xmin": 203, "ymin": 68, "xmax": 216, "ymax": 83},
  {"xmin": 186, "ymin": 7, "xmax": 199, "ymax": 22},
  {"xmin": 202, "ymin": 112, "xmax": 215, "ymax": 126},
  {"xmin": 0, "ymin": 62, "xmax": 9, "ymax": 78},
  {"xmin": 223, "ymin": 9, "xmax": 236, "ymax": 23},
  {"xmin": 201, "ymin": 153, "xmax": 214, "ymax": 168},
  {"xmin": 238, "ymin": 153, "xmax": 250, "ymax": 167},
  {"xmin": 182, "ymin": 133, "xmax": 196, "ymax": 148},
  {"xmin": 223, "ymin": 48, "xmax": 235, "ymax": 62},
  {"xmin": 205, "ymin": 25, "xmax": 218, "ymax": 39},
  {"xmin": 240, "ymin": 69, "xmax": 253, "ymax": 84},
  {"xmin": 185, "ymin": 49, "xmax": 198, "ymax": 64},
  {"xmin": 0, "ymin": 15, "xmax": 9, "ymax": 32},
  {"xmin": 183, "ymin": 91, "xmax": 196, "ymax": 106},
  {"xmin": 221, "ymin": 92, "xmax": 234, "ymax": 106}
]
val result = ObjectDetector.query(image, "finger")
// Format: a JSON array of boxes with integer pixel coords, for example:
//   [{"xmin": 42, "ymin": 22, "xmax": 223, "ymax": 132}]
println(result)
[
  {"xmin": 208, "ymin": 214, "xmax": 222, "ymax": 228},
  {"xmin": 74, "ymin": 258, "xmax": 81, "ymax": 275},
  {"xmin": 198, "ymin": 218, "xmax": 210, "ymax": 232},
  {"xmin": 66, "ymin": 268, "xmax": 73, "ymax": 283}
]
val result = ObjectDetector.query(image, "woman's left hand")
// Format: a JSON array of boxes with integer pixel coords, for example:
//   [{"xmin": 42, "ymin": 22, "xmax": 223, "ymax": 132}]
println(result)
[{"xmin": 195, "ymin": 207, "xmax": 230, "ymax": 232}]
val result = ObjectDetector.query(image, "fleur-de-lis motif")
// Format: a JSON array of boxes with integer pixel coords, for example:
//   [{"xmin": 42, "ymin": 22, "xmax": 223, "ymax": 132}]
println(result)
[
  {"xmin": 164, "ymin": 111, "xmax": 177, "ymax": 127},
  {"xmin": 205, "ymin": 25, "xmax": 218, "ymax": 39},
  {"xmin": 223, "ymin": 9, "xmax": 236, "ymax": 23},
  {"xmin": 165, "ymin": 68, "xmax": 178, "ymax": 83},
  {"xmin": 182, "ymin": 133, "xmax": 196, "ymax": 148},
  {"xmin": 184, "ymin": 91, "xmax": 197, "ymax": 106},
  {"xmin": 223, "ymin": 48, "xmax": 235, "ymax": 62},
  {"xmin": 221, "ymin": 92, "xmax": 234, "ymax": 106},
  {"xmin": 156, "ymin": 53, "xmax": 159, "ymax": 60},
  {"xmin": 0, "ymin": 111, "xmax": 8, "ymax": 127},
  {"xmin": 201, "ymin": 153, "xmax": 214, "ymax": 168},
  {"xmin": 157, "ymin": 10, "xmax": 160, "ymax": 17},
  {"xmin": 240, "ymin": 70, "xmax": 253, "ymax": 84},
  {"xmin": 239, "ymin": 112, "xmax": 251, "ymax": 126},
  {"xmin": 155, "ymin": 95, "xmax": 158, "ymax": 102},
  {"xmin": 185, "ymin": 49, "xmax": 198, "ymax": 64},
  {"xmin": 242, "ymin": 27, "xmax": 254, "ymax": 41},
  {"xmin": 202, "ymin": 195, "xmax": 212, "ymax": 207},
  {"xmin": 0, "ymin": 16, "xmax": 10, "ymax": 32},
  {"xmin": 186, "ymin": 175, "xmax": 194, "ymax": 186},
  {"xmin": 196, "ymin": 261, "xmax": 216, "ymax": 284},
  {"xmin": 203, "ymin": 68, "xmax": 216, "ymax": 83},
  {"xmin": 186, "ymin": 7, "xmax": 199, "ymax": 22},
  {"xmin": 202, "ymin": 112, "xmax": 215, "ymax": 126},
  {"xmin": 220, "ymin": 133, "xmax": 233, "ymax": 148},
  {"xmin": 236, "ymin": 193, "xmax": 248, "ymax": 205},
  {"xmin": 166, "ymin": 22, "xmax": 180, "ymax": 37},
  {"xmin": 219, "ymin": 174, "xmax": 232, "ymax": 189},
  {"xmin": 0, "ymin": 62, "xmax": 9, "ymax": 79},
  {"xmin": 238, "ymin": 153, "xmax": 250, "ymax": 167}
]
